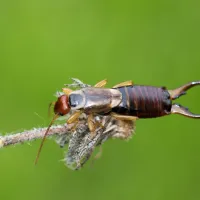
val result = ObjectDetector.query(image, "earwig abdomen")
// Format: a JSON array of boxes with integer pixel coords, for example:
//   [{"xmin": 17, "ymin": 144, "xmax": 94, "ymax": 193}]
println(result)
[{"xmin": 112, "ymin": 86, "xmax": 172, "ymax": 118}]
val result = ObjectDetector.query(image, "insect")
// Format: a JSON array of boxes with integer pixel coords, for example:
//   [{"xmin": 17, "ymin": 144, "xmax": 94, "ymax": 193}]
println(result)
[{"xmin": 35, "ymin": 79, "xmax": 200, "ymax": 164}]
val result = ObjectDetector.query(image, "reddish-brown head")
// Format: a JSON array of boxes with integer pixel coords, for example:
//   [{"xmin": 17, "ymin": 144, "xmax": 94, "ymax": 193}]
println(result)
[
  {"xmin": 54, "ymin": 95, "xmax": 71, "ymax": 116},
  {"xmin": 35, "ymin": 94, "xmax": 71, "ymax": 165}
]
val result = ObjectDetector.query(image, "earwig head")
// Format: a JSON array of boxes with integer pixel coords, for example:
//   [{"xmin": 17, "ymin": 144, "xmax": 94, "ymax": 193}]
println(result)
[
  {"xmin": 54, "ymin": 95, "xmax": 71, "ymax": 116},
  {"xmin": 35, "ymin": 95, "xmax": 71, "ymax": 165}
]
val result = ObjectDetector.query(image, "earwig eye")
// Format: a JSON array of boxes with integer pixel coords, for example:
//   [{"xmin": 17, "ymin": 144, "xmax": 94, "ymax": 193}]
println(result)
[{"xmin": 54, "ymin": 95, "xmax": 71, "ymax": 116}]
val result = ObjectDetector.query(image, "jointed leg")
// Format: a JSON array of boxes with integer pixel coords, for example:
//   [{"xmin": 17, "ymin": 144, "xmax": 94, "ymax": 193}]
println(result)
[
  {"xmin": 90, "ymin": 146, "xmax": 103, "ymax": 168},
  {"xmin": 87, "ymin": 114, "xmax": 96, "ymax": 133},
  {"xmin": 70, "ymin": 119, "xmax": 79, "ymax": 132},
  {"xmin": 87, "ymin": 114, "xmax": 104, "ymax": 137},
  {"xmin": 168, "ymin": 81, "xmax": 200, "ymax": 100},
  {"xmin": 67, "ymin": 111, "xmax": 82, "ymax": 124},
  {"xmin": 112, "ymin": 80, "xmax": 133, "ymax": 88},
  {"xmin": 111, "ymin": 112, "xmax": 138, "ymax": 121},
  {"xmin": 94, "ymin": 79, "xmax": 107, "ymax": 88},
  {"xmin": 67, "ymin": 111, "xmax": 83, "ymax": 132},
  {"xmin": 62, "ymin": 88, "xmax": 73, "ymax": 95}
]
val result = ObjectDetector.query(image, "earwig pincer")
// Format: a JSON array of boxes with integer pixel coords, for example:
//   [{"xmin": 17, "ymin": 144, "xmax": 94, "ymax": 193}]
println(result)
[{"xmin": 35, "ymin": 79, "xmax": 200, "ymax": 164}]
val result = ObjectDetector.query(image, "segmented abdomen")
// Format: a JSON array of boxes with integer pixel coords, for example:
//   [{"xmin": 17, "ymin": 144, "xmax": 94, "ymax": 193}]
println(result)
[{"xmin": 112, "ymin": 86, "xmax": 172, "ymax": 118}]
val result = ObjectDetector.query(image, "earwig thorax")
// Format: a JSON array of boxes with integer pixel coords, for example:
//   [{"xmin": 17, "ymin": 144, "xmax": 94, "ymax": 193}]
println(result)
[{"xmin": 54, "ymin": 95, "xmax": 71, "ymax": 116}]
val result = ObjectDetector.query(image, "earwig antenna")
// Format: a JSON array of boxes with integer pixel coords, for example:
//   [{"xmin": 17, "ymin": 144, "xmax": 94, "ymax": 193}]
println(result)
[
  {"xmin": 48, "ymin": 102, "xmax": 55, "ymax": 118},
  {"xmin": 35, "ymin": 114, "xmax": 58, "ymax": 165}
]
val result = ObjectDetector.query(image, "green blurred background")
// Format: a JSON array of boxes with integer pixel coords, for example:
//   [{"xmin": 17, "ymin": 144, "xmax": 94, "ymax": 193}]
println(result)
[{"xmin": 0, "ymin": 1, "xmax": 200, "ymax": 200}]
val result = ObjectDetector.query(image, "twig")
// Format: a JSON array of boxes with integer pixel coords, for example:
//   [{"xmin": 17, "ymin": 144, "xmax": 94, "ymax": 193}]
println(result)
[
  {"xmin": 0, "ymin": 116, "xmax": 135, "ymax": 170},
  {"xmin": 0, "ymin": 124, "xmax": 72, "ymax": 148}
]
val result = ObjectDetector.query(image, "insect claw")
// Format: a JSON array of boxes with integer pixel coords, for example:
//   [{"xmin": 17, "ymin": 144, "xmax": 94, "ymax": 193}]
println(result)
[
  {"xmin": 171, "ymin": 104, "xmax": 200, "ymax": 118},
  {"xmin": 168, "ymin": 81, "xmax": 200, "ymax": 100},
  {"xmin": 168, "ymin": 81, "xmax": 200, "ymax": 118}
]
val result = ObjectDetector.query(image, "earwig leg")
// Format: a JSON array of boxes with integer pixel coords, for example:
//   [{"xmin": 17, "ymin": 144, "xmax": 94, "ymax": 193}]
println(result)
[
  {"xmin": 171, "ymin": 104, "xmax": 200, "ymax": 118},
  {"xmin": 88, "ymin": 114, "xmax": 104, "ymax": 138},
  {"xmin": 71, "ymin": 119, "xmax": 79, "ymax": 132},
  {"xmin": 88, "ymin": 114, "xmax": 96, "ymax": 134},
  {"xmin": 94, "ymin": 79, "xmax": 107, "ymax": 88},
  {"xmin": 67, "ymin": 111, "xmax": 82, "ymax": 124},
  {"xmin": 88, "ymin": 114, "xmax": 95, "ymax": 133},
  {"xmin": 90, "ymin": 146, "xmax": 103, "ymax": 168},
  {"xmin": 62, "ymin": 88, "xmax": 73, "ymax": 96},
  {"xmin": 111, "ymin": 112, "xmax": 138, "ymax": 121},
  {"xmin": 112, "ymin": 80, "xmax": 133, "ymax": 88},
  {"xmin": 168, "ymin": 81, "xmax": 200, "ymax": 100},
  {"xmin": 94, "ymin": 120, "xmax": 104, "ymax": 128},
  {"xmin": 93, "ymin": 145, "xmax": 103, "ymax": 160}
]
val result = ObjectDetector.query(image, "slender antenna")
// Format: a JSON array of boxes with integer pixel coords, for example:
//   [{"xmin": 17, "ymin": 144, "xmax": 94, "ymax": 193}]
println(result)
[
  {"xmin": 48, "ymin": 102, "xmax": 55, "ymax": 118},
  {"xmin": 34, "ymin": 114, "xmax": 58, "ymax": 165}
]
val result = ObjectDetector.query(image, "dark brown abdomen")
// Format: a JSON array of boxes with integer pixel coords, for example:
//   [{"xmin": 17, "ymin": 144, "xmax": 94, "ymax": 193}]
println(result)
[{"xmin": 112, "ymin": 85, "xmax": 172, "ymax": 118}]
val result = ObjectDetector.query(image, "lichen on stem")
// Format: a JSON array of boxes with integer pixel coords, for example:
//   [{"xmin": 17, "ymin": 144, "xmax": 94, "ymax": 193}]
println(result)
[
  {"xmin": 0, "ymin": 115, "xmax": 134, "ymax": 170},
  {"xmin": 0, "ymin": 124, "xmax": 72, "ymax": 148}
]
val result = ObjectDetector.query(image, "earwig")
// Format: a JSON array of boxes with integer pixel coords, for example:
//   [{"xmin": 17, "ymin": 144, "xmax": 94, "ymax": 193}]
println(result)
[
  {"xmin": 35, "ymin": 79, "xmax": 200, "ymax": 164},
  {"xmin": 111, "ymin": 82, "xmax": 200, "ymax": 119}
]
